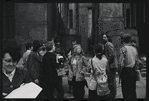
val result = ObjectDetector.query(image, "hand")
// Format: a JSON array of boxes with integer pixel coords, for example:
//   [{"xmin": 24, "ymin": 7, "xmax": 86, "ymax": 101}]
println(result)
[
  {"xmin": 20, "ymin": 83, "xmax": 25, "ymax": 87},
  {"xmin": 34, "ymin": 79, "xmax": 39, "ymax": 84},
  {"xmin": 3, "ymin": 92, "xmax": 7, "ymax": 96}
]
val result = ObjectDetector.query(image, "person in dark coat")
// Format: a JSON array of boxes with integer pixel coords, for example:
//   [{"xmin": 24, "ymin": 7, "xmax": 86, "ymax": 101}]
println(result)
[
  {"xmin": 2, "ymin": 47, "xmax": 32, "ymax": 98},
  {"xmin": 103, "ymin": 34, "xmax": 118, "ymax": 99},
  {"xmin": 26, "ymin": 40, "xmax": 42, "ymax": 85},
  {"xmin": 53, "ymin": 37, "xmax": 66, "ymax": 91},
  {"xmin": 42, "ymin": 41, "xmax": 64, "ymax": 98}
]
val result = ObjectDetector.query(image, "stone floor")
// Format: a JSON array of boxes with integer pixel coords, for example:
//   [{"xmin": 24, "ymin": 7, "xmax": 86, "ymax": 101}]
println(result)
[{"xmin": 62, "ymin": 76, "xmax": 146, "ymax": 99}]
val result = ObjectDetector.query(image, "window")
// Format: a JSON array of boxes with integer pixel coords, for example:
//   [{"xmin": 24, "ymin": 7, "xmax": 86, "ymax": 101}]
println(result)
[{"xmin": 69, "ymin": 10, "xmax": 73, "ymax": 28}]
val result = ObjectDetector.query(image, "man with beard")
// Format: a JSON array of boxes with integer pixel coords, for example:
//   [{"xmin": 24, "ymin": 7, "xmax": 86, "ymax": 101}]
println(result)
[{"xmin": 102, "ymin": 34, "xmax": 118, "ymax": 99}]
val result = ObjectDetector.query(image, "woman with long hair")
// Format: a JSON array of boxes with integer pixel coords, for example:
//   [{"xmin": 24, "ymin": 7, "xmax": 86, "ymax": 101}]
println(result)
[{"xmin": 67, "ymin": 44, "xmax": 88, "ymax": 99}]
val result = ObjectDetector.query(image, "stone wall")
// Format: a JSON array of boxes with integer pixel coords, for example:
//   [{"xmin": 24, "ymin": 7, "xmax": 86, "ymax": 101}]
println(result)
[{"xmin": 15, "ymin": 3, "xmax": 47, "ymax": 45}]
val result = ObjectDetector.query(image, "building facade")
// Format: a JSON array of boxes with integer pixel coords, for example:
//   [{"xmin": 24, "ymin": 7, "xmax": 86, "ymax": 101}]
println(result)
[{"xmin": 2, "ymin": 3, "xmax": 146, "ymax": 55}]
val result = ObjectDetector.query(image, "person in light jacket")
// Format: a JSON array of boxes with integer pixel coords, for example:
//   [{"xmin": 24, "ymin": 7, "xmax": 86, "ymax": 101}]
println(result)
[{"xmin": 67, "ymin": 44, "xmax": 88, "ymax": 99}]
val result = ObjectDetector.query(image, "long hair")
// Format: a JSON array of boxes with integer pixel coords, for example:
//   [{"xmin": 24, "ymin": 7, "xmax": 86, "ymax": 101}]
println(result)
[{"xmin": 93, "ymin": 43, "xmax": 104, "ymax": 60}]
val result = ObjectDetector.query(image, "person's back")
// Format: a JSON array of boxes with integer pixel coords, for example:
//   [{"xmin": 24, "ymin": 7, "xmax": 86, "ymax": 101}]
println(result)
[
  {"xmin": 92, "ymin": 55, "xmax": 110, "ymax": 96},
  {"xmin": 120, "ymin": 45, "xmax": 137, "ymax": 68},
  {"xmin": 42, "ymin": 41, "xmax": 64, "ymax": 98},
  {"xmin": 119, "ymin": 33, "xmax": 138, "ymax": 101},
  {"xmin": 42, "ymin": 51, "xmax": 59, "ymax": 83},
  {"xmin": 22, "ymin": 43, "xmax": 33, "ymax": 68}
]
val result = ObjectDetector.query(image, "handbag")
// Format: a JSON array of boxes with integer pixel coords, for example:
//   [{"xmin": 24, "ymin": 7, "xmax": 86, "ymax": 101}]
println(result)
[
  {"xmin": 57, "ymin": 68, "xmax": 66, "ymax": 76},
  {"xmin": 87, "ymin": 59, "xmax": 97, "ymax": 90}
]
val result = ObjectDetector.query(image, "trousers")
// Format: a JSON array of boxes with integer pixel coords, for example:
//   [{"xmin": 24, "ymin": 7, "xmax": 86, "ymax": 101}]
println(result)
[
  {"xmin": 43, "ymin": 81, "xmax": 64, "ymax": 99},
  {"xmin": 108, "ymin": 68, "xmax": 117, "ymax": 98},
  {"xmin": 120, "ymin": 67, "xmax": 137, "ymax": 101}
]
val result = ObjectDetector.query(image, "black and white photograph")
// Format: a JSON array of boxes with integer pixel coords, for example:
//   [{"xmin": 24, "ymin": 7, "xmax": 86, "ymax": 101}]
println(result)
[{"xmin": 2, "ymin": 3, "xmax": 146, "ymax": 101}]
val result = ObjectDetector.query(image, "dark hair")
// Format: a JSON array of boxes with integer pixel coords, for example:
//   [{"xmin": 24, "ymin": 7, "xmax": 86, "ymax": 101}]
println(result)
[
  {"xmin": 26, "ymin": 43, "xmax": 33, "ymax": 50},
  {"xmin": 131, "ymin": 38, "xmax": 137, "ymax": 43},
  {"xmin": 103, "ymin": 34, "xmax": 112, "ymax": 43},
  {"xmin": 121, "ymin": 33, "xmax": 131, "ymax": 43},
  {"xmin": 71, "ymin": 40, "xmax": 77, "ymax": 44},
  {"xmin": 33, "ymin": 40, "xmax": 42, "ymax": 52},
  {"xmin": 39, "ymin": 45, "xmax": 46, "ymax": 51},
  {"xmin": 54, "ymin": 36, "xmax": 61, "ymax": 44},
  {"xmin": 2, "ymin": 46, "xmax": 21, "ymax": 62},
  {"xmin": 93, "ymin": 43, "xmax": 104, "ymax": 60}
]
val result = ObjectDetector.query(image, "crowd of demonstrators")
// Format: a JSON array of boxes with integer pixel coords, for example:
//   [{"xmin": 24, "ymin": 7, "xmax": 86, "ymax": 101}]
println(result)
[
  {"xmin": 66, "ymin": 44, "xmax": 88, "ymax": 99},
  {"xmin": 2, "ymin": 32, "xmax": 143, "ymax": 100},
  {"xmin": 2, "ymin": 46, "xmax": 32, "ymax": 97},
  {"xmin": 102, "ymin": 34, "xmax": 118, "ymax": 99}
]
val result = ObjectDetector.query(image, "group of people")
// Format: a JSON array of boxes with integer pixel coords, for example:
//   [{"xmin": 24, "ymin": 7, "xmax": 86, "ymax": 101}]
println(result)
[{"xmin": 2, "ymin": 32, "xmax": 142, "ymax": 101}]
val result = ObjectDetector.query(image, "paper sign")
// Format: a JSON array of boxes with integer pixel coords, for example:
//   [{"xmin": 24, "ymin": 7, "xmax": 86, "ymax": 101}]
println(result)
[{"xmin": 5, "ymin": 82, "xmax": 42, "ymax": 98}]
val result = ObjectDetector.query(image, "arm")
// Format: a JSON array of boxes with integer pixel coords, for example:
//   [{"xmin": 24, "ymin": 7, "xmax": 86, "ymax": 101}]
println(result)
[
  {"xmin": 26, "ymin": 53, "xmax": 39, "ymax": 81},
  {"xmin": 118, "ymin": 48, "xmax": 126, "ymax": 75},
  {"xmin": 80, "ymin": 57, "xmax": 91, "ymax": 74},
  {"xmin": 106, "ymin": 43, "xmax": 115, "ymax": 64},
  {"xmin": 23, "ymin": 70, "xmax": 33, "ymax": 83}
]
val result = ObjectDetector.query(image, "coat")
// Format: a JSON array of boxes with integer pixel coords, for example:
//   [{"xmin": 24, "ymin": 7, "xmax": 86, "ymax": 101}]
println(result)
[
  {"xmin": 68, "ymin": 55, "xmax": 88, "ymax": 81},
  {"xmin": 104, "ymin": 42, "xmax": 118, "ymax": 72},
  {"xmin": 26, "ymin": 51, "xmax": 42, "ymax": 81},
  {"xmin": 2, "ymin": 68, "xmax": 32, "ymax": 97},
  {"xmin": 42, "ymin": 52, "xmax": 60, "ymax": 84}
]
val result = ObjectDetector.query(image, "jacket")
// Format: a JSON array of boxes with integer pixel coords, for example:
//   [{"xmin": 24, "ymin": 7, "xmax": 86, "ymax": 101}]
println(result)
[
  {"xmin": 2, "ymin": 68, "xmax": 32, "ymax": 97},
  {"xmin": 42, "ymin": 52, "xmax": 60, "ymax": 83},
  {"xmin": 68, "ymin": 55, "xmax": 88, "ymax": 81},
  {"xmin": 26, "ymin": 51, "xmax": 42, "ymax": 81},
  {"xmin": 105, "ymin": 41, "xmax": 118, "ymax": 69}
]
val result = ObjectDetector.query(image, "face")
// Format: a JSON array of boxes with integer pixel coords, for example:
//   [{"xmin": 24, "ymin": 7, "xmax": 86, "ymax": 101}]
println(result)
[
  {"xmin": 103, "ymin": 35, "xmax": 108, "ymax": 42},
  {"xmin": 72, "ymin": 41, "xmax": 76, "ymax": 46},
  {"xmin": 76, "ymin": 48, "xmax": 82, "ymax": 54},
  {"xmin": 55, "ymin": 42, "xmax": 60, "ymax": 47},
  {"xmin": 132, "ymin": 42, "xmax": 136, "ymax": 47},
  {"xmin": 30, "ymin": 46, "xmax": 33, "ymax": 51},
  {"xmin": 2, "ymin": 53, "xmax": 17, "ymax": 73}
]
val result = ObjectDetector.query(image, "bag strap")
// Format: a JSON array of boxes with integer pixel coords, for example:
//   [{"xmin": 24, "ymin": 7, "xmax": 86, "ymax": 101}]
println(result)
[
  {"xmin": 91, "ymin": 59, "xmax": 95, "ymax": 74},
  {"xmin": 90, "ymin": 59, "xmax": 97, "ymax": 81}
]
